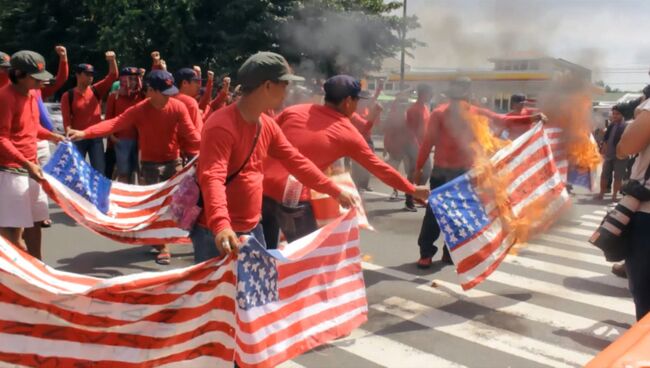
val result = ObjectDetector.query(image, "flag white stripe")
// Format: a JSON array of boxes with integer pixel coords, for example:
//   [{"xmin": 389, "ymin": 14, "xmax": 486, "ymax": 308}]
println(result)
[
  {"xmin": 236, "ymin": 306, "xmax": 366, "ymax": 365},
  {"xmin": 277, "ymin": 252, "xmax": 360, "ymax": 290},
  {"xmin": 0, "ymin": 330, "xmax": 235, "ymax": 364},
  {"xmin": 449, "ymin": 219, "xmax": 503, "ymax": 262},
  {"xmin": 0, "ymin": 302, "xmax": 236, "ymax": 339},
  {"xmin": 237, "ymin": 288, "xmax": 366, "ymax": 343},
  {"xmin": 240, "ymin": 272, "xmax": 363, "ymax": 323},
  {"xmin": 458, "ymin": 233, "xmax": 516, "ymax": 285}
]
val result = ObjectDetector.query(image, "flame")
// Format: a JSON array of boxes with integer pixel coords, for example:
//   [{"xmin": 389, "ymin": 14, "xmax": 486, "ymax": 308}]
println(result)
[{"xmin": 539, "ymin": 75, "xmax": 602, "ymax": 171}]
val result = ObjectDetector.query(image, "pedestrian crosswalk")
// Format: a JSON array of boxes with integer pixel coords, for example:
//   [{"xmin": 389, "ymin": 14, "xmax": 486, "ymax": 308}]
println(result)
[{"xmin": 280, "ymin": 202, "xmax": 634, "ymax": 368}]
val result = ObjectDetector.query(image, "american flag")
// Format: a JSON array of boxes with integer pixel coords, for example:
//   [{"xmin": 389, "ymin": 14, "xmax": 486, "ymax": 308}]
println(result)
[
  {"xmin": 0, "ymin": 210, "xmax": 365, "ymax": 367},
  {"xmin": 234, "ymin": 209, "xmax": 367, "ymax": 368},
  {"xmin": 0, "ymin": 234, "xmax": 237, "ymax": 367},
  {"xmin": 41, "ymin": 142, "xmax": 192, "ymax": 244},
  {"xmin": 429, "ymin": 123, "xmax": 570, "ymax": 290}
]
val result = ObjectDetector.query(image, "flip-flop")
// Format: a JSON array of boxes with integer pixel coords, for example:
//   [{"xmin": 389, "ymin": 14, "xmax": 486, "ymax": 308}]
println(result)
[{"xmin": 155, "ymin": 252, "xmax": 171, "ymax": 265}]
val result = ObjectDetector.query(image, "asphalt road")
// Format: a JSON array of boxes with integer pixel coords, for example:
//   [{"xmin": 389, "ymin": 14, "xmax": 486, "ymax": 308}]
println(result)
[{"xmin": 40, "ymin": 176, "xmax": 633, "ymax": 368}]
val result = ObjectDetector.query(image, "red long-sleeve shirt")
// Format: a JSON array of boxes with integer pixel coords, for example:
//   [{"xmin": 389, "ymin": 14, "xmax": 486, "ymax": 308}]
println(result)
[
  {"xmin": 406, "ymin": 101, "xmax": 430, "ymax": 145},
  {"xmin": 61, "ymin": 69, "xmax": 118, "ymax": 131},
  {"xmin": 83, "ymin": 98, "xmax": 200, "ymax": 162},
  {"xmin": 202, "ymin": 89, "xmax": 229, "ymax": 120},
  {"xmin": 41, "ymin": 59, "xmax": 68, "ymax": 99},
  {"xmin": 0, "ymin": 85, "xmax": 53, "ymax": 169},
  {"xmin": 0, "ymin": 72, "xmax": 8, "ymax": 88},
  {"xmin": 173, "ymin": 93, "xmax": 203, "ymax": 134},
  {"xmin": 416, "ymin": 103, "xmax": 536, "ymax": 171},
  {"xmin": 198, "ymin": 77, "xmax": 214, "ymax": 111},
  {"xmin": 105, "ymin": 92, "xmax": 141, "ymax": 139},
  {"xmin": 263, "ymin": 104, "xmax": 415, "ymax": 202},
  {"xmin": 197, "ymin": 103, "xmax": 343, "ymax": 234},
  {"xmin": 350, "ymin": 112, "xmax": 374, "ymax": 140}
]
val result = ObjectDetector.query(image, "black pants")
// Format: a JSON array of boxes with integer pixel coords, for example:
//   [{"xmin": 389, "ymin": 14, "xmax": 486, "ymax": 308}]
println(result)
[
  {"xmin": 261, "ymin": 196, "xmax": 319, "ymax": 250},
  {"xmin": 418, "ymin": 167, "xmax": 467, "ymax": 258},
  {"xmin": 625, "ymin": 211, "xmax": 650, "ymax": 321}
]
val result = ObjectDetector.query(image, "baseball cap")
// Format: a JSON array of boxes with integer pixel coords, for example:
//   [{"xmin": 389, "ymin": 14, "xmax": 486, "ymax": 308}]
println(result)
[
  {"xmin": 0, "ymin": 52, "xmax": 10, "ymax": 68},
  {"xmin": 10, "ymin": 50, "xmax": 53, "ymax": 81},
  {"xmin": 510, "ymin": 93, "xmax": 527, "ymax": 105},
  {"xmin": 447, "ymin": 77, "xmax": 472, "ymax": 100},
  {"xmin": 145, "ymin": 69, "xmax": 179, "ymax": 96},
  {"xmin": 120, "ymin": 66, "xmax": 140, "ymax": 77},
  {"xmin": 75, "ymin": 63, "xmax": 95, "ymax": 74},
  {"xmin": 323, "ymin": 75, "xmax": 371, "ymax": 101},
  {"xmin": 174, "ymin": 67, "xmax": 201, "ymax": 86},
  {"xmin": 238, "ymin": 51, "xmax": 304, "ymax": 90}
]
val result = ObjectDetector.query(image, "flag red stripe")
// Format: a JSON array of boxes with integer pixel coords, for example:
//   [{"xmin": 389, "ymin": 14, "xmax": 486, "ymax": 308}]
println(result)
[
  {"xmin": 277, "ymin": 245, "xmax": 360, "ymax": 280},
  {"xmin": 237, "ymin": 292, "xmax": 367, "ymax": 342},
  {"xmin": 455, "ymin": 231, "xmax": 507, "ymax": 273},
  {"xmin": 461, "ymin": 238, "xmax": 516, "ymax": 291},
  {"xmin": 0, "ymin": 342, "xmax": 234, "ymax": 368},
  {"xmin": 236, "ymin": 312, "xmax": 367, "ymax": 368},
  {"xmin": 509, "ymin": 160, "xmax": 560, "ymax": 206},
  {"xmin": 279, "ymin": 261, "xmax": 362, "ymax": 301}
]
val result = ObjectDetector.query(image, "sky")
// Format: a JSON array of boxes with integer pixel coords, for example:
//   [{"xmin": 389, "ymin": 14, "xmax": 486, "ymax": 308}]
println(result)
[{"xmin": 400, "ymin": 0, "xmax": 650, "ymax": 91}]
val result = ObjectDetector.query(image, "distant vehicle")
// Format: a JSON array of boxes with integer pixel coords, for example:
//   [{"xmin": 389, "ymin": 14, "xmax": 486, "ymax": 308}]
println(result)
[{"xmin": 44, "ymin": 102, "xmax": 64, "ymax": 135}]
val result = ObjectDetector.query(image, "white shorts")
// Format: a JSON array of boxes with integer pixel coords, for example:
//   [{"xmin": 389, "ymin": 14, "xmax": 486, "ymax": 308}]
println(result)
[{"xmin": 0, "ymin": 171, "xmax": 49, "ymax": 228}]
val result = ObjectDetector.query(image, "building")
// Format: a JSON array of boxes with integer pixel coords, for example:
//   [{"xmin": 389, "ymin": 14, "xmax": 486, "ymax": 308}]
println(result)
[{"xmin": 367, "ymin": 55, "xmax": 592, "ymax": 112}]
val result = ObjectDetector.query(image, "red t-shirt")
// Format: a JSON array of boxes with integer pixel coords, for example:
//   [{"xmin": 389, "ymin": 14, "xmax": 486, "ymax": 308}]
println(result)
[
  {"xmin": 0, "ymin": 85, "xmax": 52, "ymax": 168},
  {"xmin": 416, "ymin": 103, "xmax": 536, "ymax": 171},
  {"xmin": 197, "ymin": 103, "xmax": 343, "ymax": 234},
  {"xmin": 61, "ymin": 71, "xmax": 118, "ymax": 131},
  {"xmin": 263, "ymin": 104, "xmax": 415, "ymax": 202},
  {"xmin": 504, "ymin": 107, "xmax": 538, "ymax": 138},
  {"xmin": 83, "ymin": 98, "xmax": 200, "ymax": 162},
  {"xmin": 105, "ymin": 93, "xmax": 141, "ymax": 139},
  {"xmin": 406, "ymin": 101, "xmax": 430, "ymax": 145},
  {"xmin": 0, "ymin": 72, "xmax": 8, "ymax": 89}
]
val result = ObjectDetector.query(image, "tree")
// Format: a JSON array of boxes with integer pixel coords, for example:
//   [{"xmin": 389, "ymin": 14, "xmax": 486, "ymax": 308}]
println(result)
[{"xmin": 0, "ymin": 0, "xmax": 422, "ymax": 92}]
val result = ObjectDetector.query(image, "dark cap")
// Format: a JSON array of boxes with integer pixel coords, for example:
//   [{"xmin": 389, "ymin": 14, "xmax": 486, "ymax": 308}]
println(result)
[
  {"xmin": 10, "ymin": 50, "xmax": 53, "ymax": 81},
  {"xmin": 75, "ymin": 63, "xmax": 95, "ymax": 74},
  {"xmin": 238, "ymin": 51, "xmax": 304, "ymax": 90},
  {"xmin": 447, "ymin": 77, "xmax": 472, "ymax": 100},
  {"xmin": 174, "ymin": 68, "xmax": 201, "ymax": 87},
  {"xmin": 510, "ymin": 93, "xmax": 527, "ymax": 105},
  {"xmin": 145, "ymin": 69, "xmax": 178, "ymax": 96},
  {"xmin": 0, "ymin": 52, "xmax": 10, "ymax": 68},
  {"xmin": 611, "ymin": 104, "xmax": 624, "ymax": 114},
  {"xmin": 324, "ymin": 75, "xmax": 371, "ymax": 101},
  {"xmin": 120, "ymin": 66, "xmax": 140, "ymax": 77}
]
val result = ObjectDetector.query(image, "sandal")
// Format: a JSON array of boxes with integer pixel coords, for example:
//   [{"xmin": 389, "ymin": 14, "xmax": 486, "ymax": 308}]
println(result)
[
  {"xmin": 42, "ymin": 219, "xmax": 52, "ymax": 228},
  {"xmin": 155, "ymin": 251, "xmax": 171, "ymax": 265}
]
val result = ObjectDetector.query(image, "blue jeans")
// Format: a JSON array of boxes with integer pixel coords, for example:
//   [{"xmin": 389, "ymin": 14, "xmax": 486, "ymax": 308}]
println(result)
[
  {"xmin": 115, "ymin": 139, "xmax": 138, "ymax": 176},
  {"xmin": 190, "ymin": 223, "xmax": 266, "ymax": 264},
  {"xmin": 625, "ymin": 211, "xmax": 650, "ymax": 320},
  {"xmin": 74, "ymin": 138, "xmax": 105, "ymax": 174}
]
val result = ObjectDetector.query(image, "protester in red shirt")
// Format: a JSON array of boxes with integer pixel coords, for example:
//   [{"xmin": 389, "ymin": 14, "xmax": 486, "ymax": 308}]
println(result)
[
  {"xmin": 105, "ymin": 67, "xmax": 143, "ymax": 183},
  {"xmin": 68, "ymin": 70, "xmax": 201, "ymax": 265},
  {"xmin": 202, "ymin": 76, "xmax": 231, "ymax": 120},
  {"xmin": 61, "ymin": 51, "xmax": 119, "ymax": 174},
  {"xmin": 0, "ymin": 51, "xmax": 65, "ymax": 260},
  {"xmin": 192, "ymin": 52, "xmax": 355, "ymax": 262},
  {"xmin": 349, "ymin": 103, "xmax": 382, "ymax": 191},
  {"xmin": 0, "ymin": 51, "xmax": 10, "ymax": 88},
  {"xmin": 403, "ymin": 84, "xmax": 434, "ymax": 212},
  {"xmin": 261, "ymin": 75, "xmax": 430, "ymax": 248},
  {"xmin": 499, "ymin": 93, "xmax": 539, "ymax": 139},
  {"xmin": 413, "ymin": 77, "xmax": 540, "ymax": 269},
  {"xmin": 173, "ymin": 68, "xmax": 204, "ymax": 160}
]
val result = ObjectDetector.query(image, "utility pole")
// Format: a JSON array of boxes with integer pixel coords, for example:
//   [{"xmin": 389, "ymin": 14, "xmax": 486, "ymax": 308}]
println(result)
[{"xmin": 399, "ymin": 0, "xmax": 407, "ymax": 91}]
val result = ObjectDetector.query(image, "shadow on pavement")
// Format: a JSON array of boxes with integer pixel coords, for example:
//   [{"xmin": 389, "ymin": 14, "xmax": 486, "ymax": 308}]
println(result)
[
  {"xmin": 56, "ymin": 247, "xmax": 175, "ymax": 277},
  {"xmin": 563, "ymin": 276, "xmax": 631, "ymax": 298},
  {"xmin": 47, "ymin": 211, "xmax": 79, "ymax": 227}
]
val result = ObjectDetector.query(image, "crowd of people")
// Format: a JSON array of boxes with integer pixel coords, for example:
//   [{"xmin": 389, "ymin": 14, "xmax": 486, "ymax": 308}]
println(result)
[{"xmin": 1, "ymin": 45, "xmax": 649, "ymax": 322}]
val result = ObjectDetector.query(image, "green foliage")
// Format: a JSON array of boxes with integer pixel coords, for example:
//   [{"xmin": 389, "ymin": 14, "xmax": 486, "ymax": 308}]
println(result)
[{"xmin": 0, "ymin": 0, "xmax": 420, "ymax": 85}]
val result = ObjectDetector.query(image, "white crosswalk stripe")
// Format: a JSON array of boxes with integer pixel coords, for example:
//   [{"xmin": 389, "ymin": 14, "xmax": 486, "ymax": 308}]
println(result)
[{"xmin": 287, "ymin": 206, "xmax": 633, "ymax": 367}]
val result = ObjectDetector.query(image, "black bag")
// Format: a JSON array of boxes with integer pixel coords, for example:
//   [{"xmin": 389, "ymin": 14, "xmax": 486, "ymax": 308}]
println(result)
[{"xmin": 589, "ymin": 162, "xmax": 650, "ymax": 261}]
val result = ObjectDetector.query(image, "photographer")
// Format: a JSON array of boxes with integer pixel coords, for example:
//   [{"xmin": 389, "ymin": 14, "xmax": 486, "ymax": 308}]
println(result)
[{"xmin": 616, "ymin": 97, "xmax": 650, "ymax": 321}]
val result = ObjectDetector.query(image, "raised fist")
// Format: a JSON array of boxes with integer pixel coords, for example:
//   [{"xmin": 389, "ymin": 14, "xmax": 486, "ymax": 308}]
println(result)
[
  {"xmin": 151, "ymin": 51, "xmax": 160, "ymax": 61},
  {"xmin": 105, "ymin": 51, "xmax": 116, "ymax": 61},
  {"xmin": 207, "ymin": 71, "xmax": 214, "ymax": 80},
  {"xmin": 55, "ymin": 45, "xmax": 67, "ymax": 58}
]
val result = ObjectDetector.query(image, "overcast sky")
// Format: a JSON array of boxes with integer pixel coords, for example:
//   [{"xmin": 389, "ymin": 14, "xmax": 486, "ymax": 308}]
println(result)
[{"xmin": 401, "ymin": 0, "xmax": 649, "ymax": 91}]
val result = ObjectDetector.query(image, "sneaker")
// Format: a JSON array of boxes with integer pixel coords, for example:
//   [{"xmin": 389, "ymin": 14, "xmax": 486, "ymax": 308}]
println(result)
[
  {"xmin": 388, "ymin": 190, "xmax": 400, "ymax": 202},
  {"xmin": 611, "ymin": 262, "xmax": 627, "ymax": 278},
  {"xmin": 417, "ymin": 257, "xmax": 433, "ymax": 269},
  {"xmin": 403, "ymin": 204, "xmax": 417, "ymax": 212}
]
